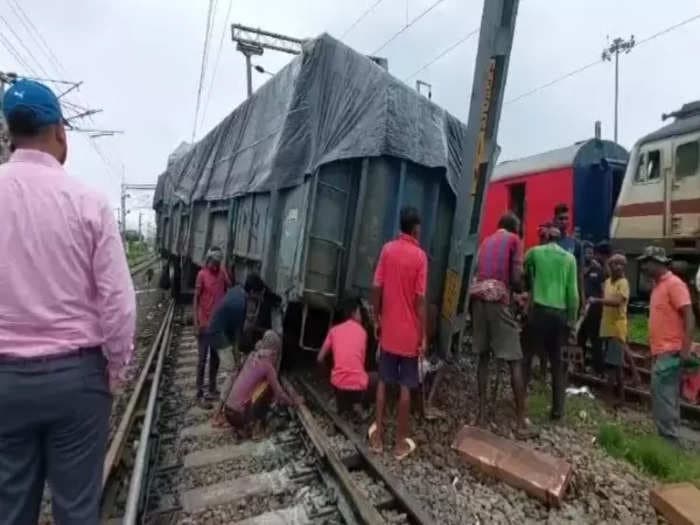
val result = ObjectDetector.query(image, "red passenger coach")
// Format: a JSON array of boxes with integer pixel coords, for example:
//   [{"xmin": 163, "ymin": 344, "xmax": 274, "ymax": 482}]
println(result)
[{"xmin": 481, "ymin": 139, "xmax": 629, "ymax": 249}]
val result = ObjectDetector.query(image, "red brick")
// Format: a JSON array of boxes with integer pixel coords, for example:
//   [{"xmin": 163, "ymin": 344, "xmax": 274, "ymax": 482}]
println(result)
[
  {"xmin": 650, "ymin": 483, "xmax": 700, "ymax": 525},
  {"xmin": 451, "ymin": 425, "xmax": 572, "ymax": 506}
]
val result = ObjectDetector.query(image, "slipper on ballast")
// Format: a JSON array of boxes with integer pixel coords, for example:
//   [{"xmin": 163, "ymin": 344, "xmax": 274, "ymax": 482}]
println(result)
[
  {"xmin": 394, "ymin": 437, "xmax": 417, "ymax": 461},
  {"xmin": 368, "ymin": 422, "xmax": 383, "ymax": 453}
]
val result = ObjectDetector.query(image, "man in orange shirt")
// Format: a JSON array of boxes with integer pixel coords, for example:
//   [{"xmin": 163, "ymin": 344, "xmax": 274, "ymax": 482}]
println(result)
[
  {"xmin": 370, "ymin": 206, "xmax": 428, "ymax": 460},
  {"xmin": 640, "ymin": 246, "xmax": 695, "ymax": 443}
]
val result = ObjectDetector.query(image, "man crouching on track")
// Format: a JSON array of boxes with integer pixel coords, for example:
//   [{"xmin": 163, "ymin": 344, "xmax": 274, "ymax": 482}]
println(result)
[
  {"xmin": 0, "ymin": 80, "xmax": 136, "ymax": 524},
  {"xmin": 317, "ymin": 295, "xmax": 376, "ymax": 418},
  {"xmin": 208, "ymin": 273, "xmax": 266, "ymax": 428},
  {"xmin": 369, "ymin": 206, "xmax": 428, "ymax": 461},
  {"xmin": 469, "ymin": 212, "xmax": 536, "ymax": 439},
  {"xmin": 222, "ymin": 330, "xmax": 301, "ymax": 439}
]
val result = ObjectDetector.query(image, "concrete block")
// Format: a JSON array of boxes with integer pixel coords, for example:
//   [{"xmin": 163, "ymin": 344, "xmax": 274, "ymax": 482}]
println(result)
[
  {"xmin": 233, "ymin": 505, "xmax": 309, "ymax": 525},
  {"xmin": 452, "ymin": 425, "xmax": 572, "ymax": 506},
  {"xmin": 650, "ymin": 483, "xmax": 700, "ymax": 525},
  {"xmin": 179, "ymin": 422, "xmax": 227, "ymax": 439},
  {"xmin": 183, "ymin": 440, "xmax": 279, "ymax": 468},
  {"xmin": 181, "ymin": 469, "xmax": 290, "ymax": 512}
]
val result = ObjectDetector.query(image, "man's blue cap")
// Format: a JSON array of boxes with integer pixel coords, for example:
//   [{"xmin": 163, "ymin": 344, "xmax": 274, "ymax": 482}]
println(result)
[{"xmin": 2, "ymin": 79, "xmax": 63, "ymax": 127}]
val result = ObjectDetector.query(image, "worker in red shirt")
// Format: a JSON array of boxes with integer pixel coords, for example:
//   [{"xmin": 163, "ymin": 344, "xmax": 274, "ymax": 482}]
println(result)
[
  {"xmin": 369, "ymin": 206, "xmax": 428, "ymax": 460},
  {"xmin": 317, "ymin": 295, "xmax": 375, "ymax": 417},
  {"xmin": 193, "ymin": 247, "xmax": 231, "ymax": 408}
]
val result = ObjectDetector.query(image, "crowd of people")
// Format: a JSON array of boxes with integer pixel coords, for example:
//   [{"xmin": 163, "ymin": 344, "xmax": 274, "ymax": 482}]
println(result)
[
  {"xmin": 472, "ymin": 204, "xmax": 696, "ymax": 446},
  {"xmin": 0, "ymin": 78, "xmax": 696, "ymax": 524}
]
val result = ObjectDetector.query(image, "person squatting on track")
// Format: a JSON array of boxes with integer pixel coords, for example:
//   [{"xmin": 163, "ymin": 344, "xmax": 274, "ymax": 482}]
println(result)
[
  {"xmin": 317, "ymin": 295, "xmax": 376, "ymax": 418},
  {"xmin": 0, "ymin": 80, "xmax": 137, "ymax": 525},
  {"xmin": 640, "ymin": 246, "xmax": 696, "ymax": 444},
  {"xmin": 208, "ymin": 273, "xmax": 267, "ymax": 428},
  {"xmin": 369, "ymin": 206, "xmax": 428, "ymax": 461},
  {"xmin": 523, "ymin": 224, "xmax": 579, "ymax": 421},
  {"xmin": 588, "ymin": 253, "xmax": 631, "ymax": 403},
  {"xmin": 193, "ymin": 246, "xmax": 231, "ymax": 408},
  {"xmin": 469, "ymin": 212, "xmax": 535, "ymax": 438},
  {"xmin": 223, "ymin": 330, "xmax": 300, "ymax": 439}
]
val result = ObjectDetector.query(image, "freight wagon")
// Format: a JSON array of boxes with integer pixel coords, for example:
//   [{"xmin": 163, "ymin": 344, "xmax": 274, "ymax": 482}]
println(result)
[
  {"xmin": 481, "ymin": 137, "xmax": 628, "ymax": 249},
  {"xmin": 154, "ymin": 34, "xmax": 472, "ymax": 352}
]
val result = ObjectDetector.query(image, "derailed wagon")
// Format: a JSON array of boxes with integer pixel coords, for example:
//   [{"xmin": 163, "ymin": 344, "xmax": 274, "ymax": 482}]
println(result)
[{"xmin": 153, "ymin": 33, "xmax": 500, "ymax": 352}]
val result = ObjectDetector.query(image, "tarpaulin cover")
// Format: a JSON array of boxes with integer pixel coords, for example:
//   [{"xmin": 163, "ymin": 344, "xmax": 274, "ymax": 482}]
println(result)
[{"xmin": 154, "ymin": 33, "xmax": 468, "ymax": 208}]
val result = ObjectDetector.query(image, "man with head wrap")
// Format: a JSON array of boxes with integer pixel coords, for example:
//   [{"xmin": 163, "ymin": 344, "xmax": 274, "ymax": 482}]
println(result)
[
  {"xmin": 223, "ymin": 330, "xmax": 299, "ymax": 437},
  {"xmin": 193, "ymin": 246, "xmax": 231, "ymax": 407}
]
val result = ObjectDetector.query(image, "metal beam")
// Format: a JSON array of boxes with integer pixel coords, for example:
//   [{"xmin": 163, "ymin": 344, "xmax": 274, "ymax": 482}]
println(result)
[
  {"xmin": 231, "ymin": 23, "xmax": 305, "ymax": 56},
  {"xmin": 439, "ymin": 0, "xmax": 520, "ymax": 357}
]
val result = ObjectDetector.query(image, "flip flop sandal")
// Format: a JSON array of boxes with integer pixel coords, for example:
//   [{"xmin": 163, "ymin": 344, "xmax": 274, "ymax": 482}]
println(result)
[
  {"xmin": 368, "ymin": 422, "xmax": 383, "ymax": 453},
  {"xmin": 394, "ymin": 437, "xmax": 417, "ymax": 461}
]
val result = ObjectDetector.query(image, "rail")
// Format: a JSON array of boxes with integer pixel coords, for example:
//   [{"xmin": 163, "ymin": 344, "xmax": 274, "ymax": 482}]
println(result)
[
  {"xmin": 101, "ymin": 300, "xmax": 174, "ymax": 496},
  {"xmin": 129, "ymin": 254, "xmax": 160, "ymax": 277},
  {"xmin": 123, "ymin": 299, "xmax": 174, "ymax": 523},
  {"xmin": 296, "ymin": 378, "xmax": 435, "ymax": 525}
]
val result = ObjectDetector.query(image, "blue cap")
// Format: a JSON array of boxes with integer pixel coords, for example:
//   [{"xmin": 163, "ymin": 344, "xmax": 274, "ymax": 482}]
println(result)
[{"xmin": 2, "ymin": 79, "xmax": 63, "ymax": 127}]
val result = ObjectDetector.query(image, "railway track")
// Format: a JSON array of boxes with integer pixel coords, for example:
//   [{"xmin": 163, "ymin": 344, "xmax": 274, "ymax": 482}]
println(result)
[
  {"xmin": 103, "ymin": 304, "xmax": 434, "ymax": 525},
  {"xmin": 566, "ymin": 341, "xmax": 700, "ymax": 420},
  {"xmin": 130, "ymin": 255, "xmax": 160, "ymax": 278}
]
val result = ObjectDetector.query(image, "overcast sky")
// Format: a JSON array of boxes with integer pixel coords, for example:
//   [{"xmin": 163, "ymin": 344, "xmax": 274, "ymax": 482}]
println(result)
[{"xmin": 2, "ymin": 0, "xmax": 699, "ymax": 228}]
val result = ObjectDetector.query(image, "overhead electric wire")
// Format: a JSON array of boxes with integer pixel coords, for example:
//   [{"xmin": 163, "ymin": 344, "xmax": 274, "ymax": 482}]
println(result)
[
  {"xmin": 191, "ymin": 0, "xmax": 216, "ymax": 142},
  {"xmin": 0, "ymin": 32, "xmax": 35, "ymax": 74},
  {"xmin": 504, "ymin": 11, "xmax": 700, "ymax": 106},
  {"xmin": 340, "ymin": 0, "xmax": 386, "ymax": 40},
  {"xmin": 371, "ymin": 0, "xmax": 448, "ymax": 56},
  {"xmin": 403, "ymin": 26, "xmax": 479, "ymax": 81},
  {"xmin": 0, "ymin": 15, "xmax": 51, "ymax": 78},
  {"xmin": 5, "ymin": 4, "xmax": 120, "ymax": 179},
  {"xmin": 200, "ymin": 0, "xmax": 233, "ymax": 130},
  {"xmin": 7, "ymin": 0, "xmax": 66, "ymax": 77}
]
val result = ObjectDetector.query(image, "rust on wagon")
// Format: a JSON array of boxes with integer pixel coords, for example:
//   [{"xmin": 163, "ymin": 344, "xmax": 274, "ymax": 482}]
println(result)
[{"xmin": 451, "ymin": 425, "xmax": 572, "ymax": 506}]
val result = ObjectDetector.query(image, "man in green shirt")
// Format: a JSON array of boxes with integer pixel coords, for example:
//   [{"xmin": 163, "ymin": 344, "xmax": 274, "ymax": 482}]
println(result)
[{"xmin": 523, "ymin": 224, "xmax": 579, "ymax": 420}]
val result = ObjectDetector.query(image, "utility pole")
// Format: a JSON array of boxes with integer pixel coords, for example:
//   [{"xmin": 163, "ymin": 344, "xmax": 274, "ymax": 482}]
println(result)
[
  {"xmin": 602, "ymin": 35, "xmax": 635, "ymax": 143},
  {"xmin": 120, "ymin": 181, "xmax": 128, "ymax": 243},
  {"xmin": 438, "ymin": 0, "xmax": 520, "ymax": 358},
  {"xmin": 138, "ymin": 212, "xmax": 143, "ymax": 241},
  {"xmin": 231, "ymin": 24, "xmax": 304, "ymax": 98}
]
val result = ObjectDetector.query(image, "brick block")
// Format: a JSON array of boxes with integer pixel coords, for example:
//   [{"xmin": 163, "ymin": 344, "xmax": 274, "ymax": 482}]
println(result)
[
  {"xmin": 452, "ymin": 425, "xmax": 572, "ymax": 506},
  {"xmin": 650, "ymin": 483, "xmax": 700, "ymax": 525}
]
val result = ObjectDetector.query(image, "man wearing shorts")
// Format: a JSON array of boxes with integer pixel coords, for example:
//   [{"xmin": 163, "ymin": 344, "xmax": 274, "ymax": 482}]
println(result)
[
  {"xmin": 470, "ymin": 212, "xmax": 533, "ymax": 437},
  {"xmin": 370, "ymin": 206, "xmax": 427, "ymax": 460}
]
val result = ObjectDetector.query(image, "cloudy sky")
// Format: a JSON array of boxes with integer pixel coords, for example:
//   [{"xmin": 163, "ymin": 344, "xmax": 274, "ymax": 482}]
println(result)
[{"xmin": 2, "ymin": 0, "xmax": 699, "ymax": 229}]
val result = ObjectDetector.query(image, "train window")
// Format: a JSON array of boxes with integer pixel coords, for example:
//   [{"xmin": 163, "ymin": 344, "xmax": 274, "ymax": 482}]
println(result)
[
  {"xmin": 675, "ymin": 141, "xmax": 699, "ymax": 178},
  {"xmin": 635, "ymin": 150, "xmax": 661, "ymax": 183}
]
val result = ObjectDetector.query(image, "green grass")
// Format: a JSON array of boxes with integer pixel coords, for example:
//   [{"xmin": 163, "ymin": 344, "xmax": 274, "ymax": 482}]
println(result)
[
  {"xmin": 598, "ymin": 423, "xmax": 700, "ymax": 485},
  {"xmin": 629, "ymin": 313, "xmax": 700, "ymax": 345},
  {"xmin": 528, "ymin": 382, "xmax": 700, "ymax": 485},
  {"xmin": 126, "ymin": 241, "xmax": 150, "ymax": 266},
  {"xmin": 527, "ymin": 383, "xmax": 605, "ymax": 429}
]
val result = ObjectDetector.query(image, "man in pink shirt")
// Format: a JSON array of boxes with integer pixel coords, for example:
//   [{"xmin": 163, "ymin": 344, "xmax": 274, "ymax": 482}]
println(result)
[
  {"xmin": 317, "ymin": 295, "xmax": 374, "ymax": 416},
  {"xmin": 0, "ymin": 80, "xmax": 136, "ymax": 524},
  {"xmin": 370, "ymin": 207, "xmax": 428, "ymax": 460}
]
